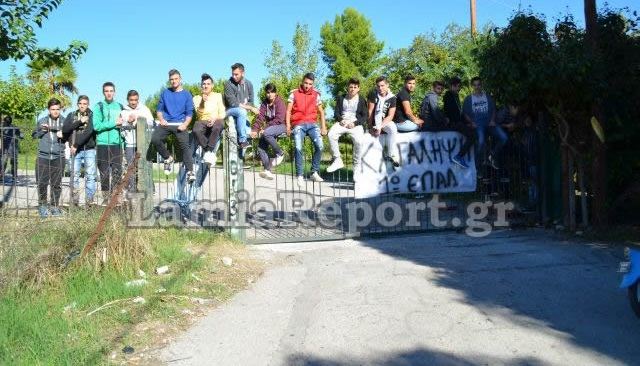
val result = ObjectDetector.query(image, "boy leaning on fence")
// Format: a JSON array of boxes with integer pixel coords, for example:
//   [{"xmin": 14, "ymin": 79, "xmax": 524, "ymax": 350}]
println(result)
[
  {"xmin": 119, "ymin": 90, "xmax": 154, "ymax": 192},
  {"xmin": 62, "ymin": 95, "xmax": 97, "ymax": 206},
  {"xmin": 33, "ymin": 98, "xmax": 68, "ymax": 218}
]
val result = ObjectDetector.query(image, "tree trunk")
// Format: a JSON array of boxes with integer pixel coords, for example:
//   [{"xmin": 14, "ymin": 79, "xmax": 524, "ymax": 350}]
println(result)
[
  {"xmin": 585, "ymin": 0, "xmax": 608, "ymax": 226},
  {"xmin": 568, "ymin": 152, "xmax": 576, "ymax": 231},
  {"xmin": 561, "ymin": 145, "xmax": 570, "ymax": 228},
  {"xmin": 578, "ymin": 161, "xmax": 589, "ymax": 228}
]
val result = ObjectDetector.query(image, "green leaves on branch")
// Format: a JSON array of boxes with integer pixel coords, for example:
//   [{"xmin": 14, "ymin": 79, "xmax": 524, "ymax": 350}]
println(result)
[
  {"xmin": 0, "ymin": 67, "xmax": 49, "ymax": 119},
  {"xmin": 0, "ymin": 0, "xmax": 87, "ymax": 61},
  {"xmin": 263, "ymin": 23, "xmax": 322, "ymax": 101},
  {"xmin": 320, "ymin": 8, "xmax": 384, "ymax": 99}
]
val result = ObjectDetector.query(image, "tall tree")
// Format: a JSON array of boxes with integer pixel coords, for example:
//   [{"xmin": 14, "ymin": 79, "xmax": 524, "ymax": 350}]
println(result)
[
  {"xmin": 0, "ymin": 0, "xmax": 86, "ymax": 61},
  {"xmin": 263, "ymin": 23, "xmax": 321, "ymax": 100},
  {"xmin": 320, "ymin": 8, "xmax": 384, "ymax": 99},
  {"xmin": 27, "ymin": 55, "xmax": 78, "ymax": 99}
]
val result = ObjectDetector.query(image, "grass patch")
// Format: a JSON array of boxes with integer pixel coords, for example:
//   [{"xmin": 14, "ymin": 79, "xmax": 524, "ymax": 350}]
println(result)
[{"xmin": 0, "ymin": 211, "xmax": 263, "ymax": 364}]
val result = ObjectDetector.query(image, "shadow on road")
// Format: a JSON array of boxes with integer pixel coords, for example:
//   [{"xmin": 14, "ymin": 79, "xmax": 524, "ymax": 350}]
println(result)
[
  {"xmin": 355, "ymin": 229, "xmax": 640, "ymax": 364},
  {"xmin": 287, "ymin": 347, "xmax": 543, "ymax": 366}
]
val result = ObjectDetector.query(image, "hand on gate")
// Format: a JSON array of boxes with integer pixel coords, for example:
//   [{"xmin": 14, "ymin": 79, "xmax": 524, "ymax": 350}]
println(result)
[{"xmin": 177, "ymin": 122, "xmax": 188, "ymax": 132}]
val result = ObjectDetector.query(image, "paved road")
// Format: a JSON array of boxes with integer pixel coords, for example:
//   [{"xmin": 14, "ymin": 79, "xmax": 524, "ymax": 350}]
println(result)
[{"xmin": 161, "ymin": 229, "xmax": 640, "ymax": 366}]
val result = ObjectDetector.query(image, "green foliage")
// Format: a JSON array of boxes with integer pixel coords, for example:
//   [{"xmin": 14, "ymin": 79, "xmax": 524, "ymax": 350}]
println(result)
[
  {"xmin": 263, "ymin": 23, "xmax": 323, "ymax": 101},
  {"xmin": 477, "ymin": 13, "xmax": 554, "ymax": 109},
  {"xmin": 0, "ymin": 67, "xmax": 49, "ymax": 120},
  {"xmin": 478, "ymin": 7, "xmax": 640, "ymax": 218},
  {"xmin": 382, "ymin": 24, "xmax": 486, "ymax": 109},
  {"xmin": 320, "ymin": 8, "xmax": 384, "ymax": 99},
  {"xmin": 0, "ymin": 0, "xmax": 87, "ymax": 61}
]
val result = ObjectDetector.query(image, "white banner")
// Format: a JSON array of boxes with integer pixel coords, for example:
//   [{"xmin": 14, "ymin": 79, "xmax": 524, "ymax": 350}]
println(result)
[{"xmin": 354, "ymin": 131, "xmax": 476, "ymax": 198}]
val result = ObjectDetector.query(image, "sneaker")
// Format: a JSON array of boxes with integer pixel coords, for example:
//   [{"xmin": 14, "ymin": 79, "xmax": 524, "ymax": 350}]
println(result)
[
  {"xmin": 274, "ymin": 153, "xmax": 285, "ymax": 167},
  {"xmin": 239, "ymin": 141, "xmax": 250, "ymax": 150},
  {"xmin": 297, "ymin": 175, "xmax": 304, "ymax": 188},
  {"xmin": 186, "ymin": 171, "xmax": 196, "ymax": 184},
  {"xmin": 50, "ymin": 207, "xmax": 63, "ymax": 217},
  {"xmin": 486, "ymin": 154, "xmax": 499, "ymax": 170},
  {"xmin": 163, "ymin": 156, "xmax": 174, "ymax": 175},
  {"xmin": 390, "ymin": 155, "xmax": 401, "ymax": 167},
  {"xmin": 203, "ymin": 151, "xmax": 216, "ymax": 166},
  {"xmin": 259, "ymin": 170, "xmax": 275, "ymax": 180},
  {"xmin": 451, "ymin": 155, "xmax": 469, "ymax": 169},
  {"xmin": 310, "ymin": 172, "xmax": 324, "ymax": 182},
  {"xmin": 326, "ymin": 158, "xmax": 344, "ymax": 173},
  {"xmin": 38, "ymin": 205, "xmax": 49, "ymax": 218}
]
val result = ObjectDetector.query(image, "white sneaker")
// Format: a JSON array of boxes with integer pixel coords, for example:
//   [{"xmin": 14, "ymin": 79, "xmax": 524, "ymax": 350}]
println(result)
[
  {"xmin": 297, "ymin": 175, "xmax": 304, "ymax": 187},
  {"xmin": 326, "ymin": 158, "xmax": 344, "ymax": 173},
  {"xmin": 163, "ymin": 156, "xmax": 174, "ymax": 175},
  {"xmin": 259, "ymin": 170, "xmax": 275, "ymax": 180},
  {"xmin": 274, "ymin": 153, "xmax": 284, "ymax": 166},
  {"xmin": 203, "ymin": 151, "xmax": 216, "ymax": 166},
  {"xmin": 186, "ymin": 171, "xmax": 196, "ymax": 183},
  {"xmin": 310, "ymin": 172, "xmax": 324, "ymax": 182}
]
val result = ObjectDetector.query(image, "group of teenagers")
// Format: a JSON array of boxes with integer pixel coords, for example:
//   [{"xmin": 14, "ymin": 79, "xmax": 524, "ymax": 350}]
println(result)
[{"xmin": 32, "ymin": 62, "xmax": 509, "ymax": 217}]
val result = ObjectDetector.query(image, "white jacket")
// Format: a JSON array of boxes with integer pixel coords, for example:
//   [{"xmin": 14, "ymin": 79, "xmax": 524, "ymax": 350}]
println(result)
[{"xmin": 119, "ymin": 104, "xmax": 154, "ymax": 147}]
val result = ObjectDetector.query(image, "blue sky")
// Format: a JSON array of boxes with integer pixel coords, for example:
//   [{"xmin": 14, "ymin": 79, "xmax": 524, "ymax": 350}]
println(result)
[{"xmin": 0, "ymin": 0, "xmax": 636, "ymax": 108}]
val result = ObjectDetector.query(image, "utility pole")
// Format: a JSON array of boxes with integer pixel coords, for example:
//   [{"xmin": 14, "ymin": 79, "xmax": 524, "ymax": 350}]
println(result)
[{"xmin": 470, "ymin": 0, "xmax": 478, "ymax": 38}]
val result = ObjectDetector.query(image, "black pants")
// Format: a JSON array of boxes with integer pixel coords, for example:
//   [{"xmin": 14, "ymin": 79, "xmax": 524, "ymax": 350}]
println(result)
[
  {"xmin": 37, "ymin": 156, "xmax": 65, "ymax": 206},
  {"xmin": 97, "ymin": 144, "xmax": 123, "ymax": 194},
  {"xmin": 192, "ymin": 120, "xmax": 223, "ymax": 152},
  {"xmin": 151, "ymin": 125, "xmax": 193, "ymax": 172},
  {"xmin": 424, "ymin": 122, "xmax": 476, "ymax": 157}
]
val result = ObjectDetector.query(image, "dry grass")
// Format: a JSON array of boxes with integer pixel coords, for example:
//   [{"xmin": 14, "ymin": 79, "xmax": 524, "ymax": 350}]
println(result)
[{"xmin": 0, "ymin": 211, "xmax": 264, "ymax": 365}]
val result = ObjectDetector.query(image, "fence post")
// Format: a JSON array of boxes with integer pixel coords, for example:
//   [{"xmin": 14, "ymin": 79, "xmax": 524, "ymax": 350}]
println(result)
[
  {"xmin": 133, "ymin": 117, "xmax": 154, "ymax": 220},
  {"xmin": 223, "ymin": 116, "xmax": 246, "ymax": 242}
]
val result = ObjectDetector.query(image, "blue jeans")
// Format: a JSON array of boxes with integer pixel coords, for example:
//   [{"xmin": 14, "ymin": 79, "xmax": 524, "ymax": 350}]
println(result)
[
  {"xmin": 396, "ymin": 120, "xmax": 420, "ymax": 132},
  {"xmin": 476, "ymin": 124, "xmax": 508, "ymax": 158},
  {"xmin": 226, "ymin": 107, "xmax": 251, "ymax": 143},
  {"xmin": 73, "ymin": 148, "xmax": 97, "ymax": 200},
  {"xmin": 292, "ymin": 123, "xmax": 323, "ymax": 177}
]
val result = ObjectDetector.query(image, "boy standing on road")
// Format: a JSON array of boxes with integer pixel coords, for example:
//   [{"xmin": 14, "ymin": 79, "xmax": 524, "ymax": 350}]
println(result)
[
  {"xmin": 63, "ymin": 95, "xmax": 97, "ymax": 206},
  {"xmin": 33, "ymin": 98, "xmax": 67, "ymax": 217}
]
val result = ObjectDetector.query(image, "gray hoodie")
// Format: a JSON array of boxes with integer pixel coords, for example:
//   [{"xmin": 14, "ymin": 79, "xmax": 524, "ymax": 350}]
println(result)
[{"xmin": 32, "ymin": 116, "xmax": 67, "ymax": 159}]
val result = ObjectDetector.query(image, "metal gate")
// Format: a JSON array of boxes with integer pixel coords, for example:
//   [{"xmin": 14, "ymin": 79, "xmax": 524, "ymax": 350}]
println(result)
[{"xmin": 1, "ymin": 118, "xmax": 539, "ymax": 243}]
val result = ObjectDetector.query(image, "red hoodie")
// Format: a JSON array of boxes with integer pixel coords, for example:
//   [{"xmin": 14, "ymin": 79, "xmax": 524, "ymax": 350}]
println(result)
[{"xmin": 290, "ymin": 86, "xmax": 320, "ymax": 126}]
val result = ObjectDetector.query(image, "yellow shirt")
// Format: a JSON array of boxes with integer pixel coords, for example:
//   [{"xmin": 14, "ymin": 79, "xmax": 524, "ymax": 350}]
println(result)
[{"xmin": 193, "ymin": 93, "xmax": 225, "ymax": 121}]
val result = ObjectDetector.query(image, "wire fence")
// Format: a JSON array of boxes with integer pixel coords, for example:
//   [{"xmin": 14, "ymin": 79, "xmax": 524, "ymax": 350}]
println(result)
[{"xmin": 1, "ymin": 119, "xmax": 542, "ymax": 243}]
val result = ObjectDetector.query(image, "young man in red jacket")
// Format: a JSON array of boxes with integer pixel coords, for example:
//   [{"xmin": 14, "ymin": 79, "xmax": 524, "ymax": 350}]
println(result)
[{"xmin": 285, "ymin": 73, "xmax": 328, "ymax": 187}]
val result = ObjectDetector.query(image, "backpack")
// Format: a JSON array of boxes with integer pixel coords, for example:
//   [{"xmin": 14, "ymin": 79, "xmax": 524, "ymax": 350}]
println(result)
[{"xmin": 98, "ymin": 101, "xmax": 124, "ymax": 122}]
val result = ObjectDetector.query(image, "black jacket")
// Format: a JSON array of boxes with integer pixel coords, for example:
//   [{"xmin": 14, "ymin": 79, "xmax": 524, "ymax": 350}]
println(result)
[
  {"xmin": 63, "ymin": 109, "xmax": 96, "ymax": 150},
  {"xmin": 443, "ymin": 90, "xmax": 462, "ymax": 125},
  {"xmin": 333, "ymin": 94, "xmax": 368, "ymax": 126}
]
